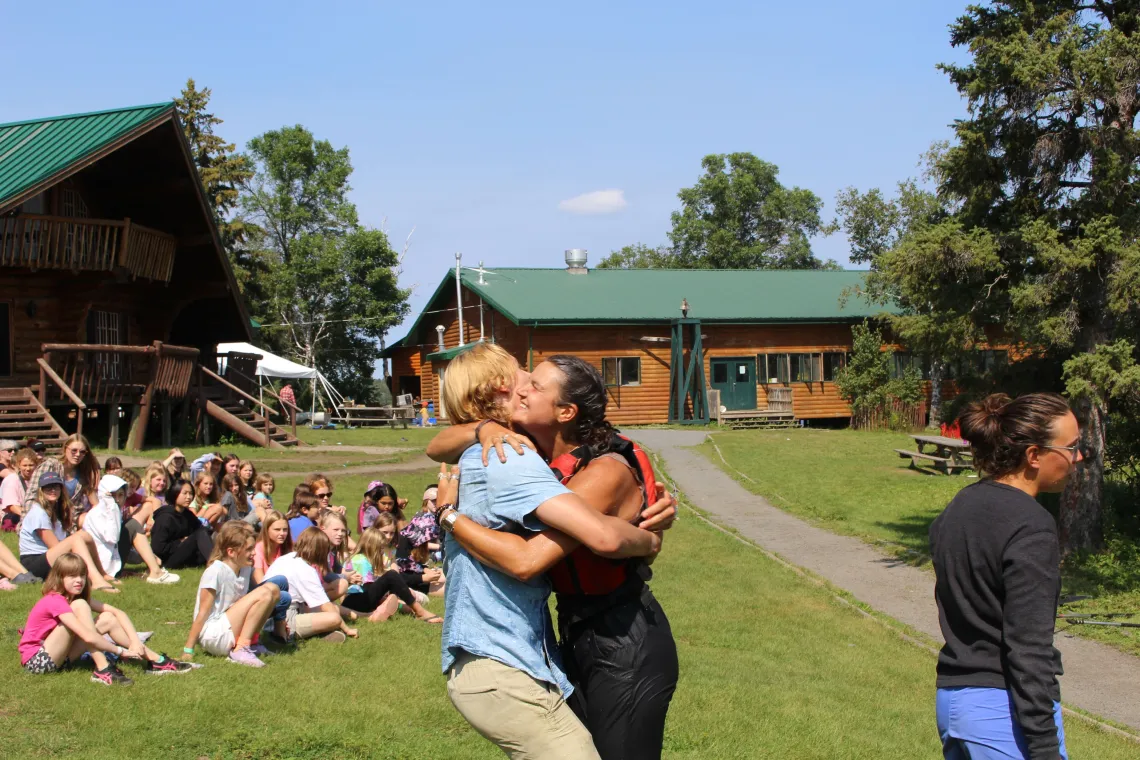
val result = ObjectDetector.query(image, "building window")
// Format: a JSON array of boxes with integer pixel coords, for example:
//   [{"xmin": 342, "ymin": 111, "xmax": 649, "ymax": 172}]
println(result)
[
  {"xmin": 60, "ymin": 188, "xmax": 89, "ymax": 218},
  {"xmin": 789, "ymin": 353, "xmax": 820, "ymax": 383},
  {"xmin": 0, "ymin": 302, "xmax": 11, "ymax": 377},
  {"xmin": 822, "ymin": 352, "xmax": 846, "ymax": 381},
  {"xmin": 86, "ymin": 309, "xmax": 125, "ymax": 380},
  {"xmin": 757, "ymin": 353, "xmax": 792, "ymax": 385},
  {"xmin": 602, "ymin": 357, "xmax": 641, "ymax": 387},
  {"xmin": 713, "ymin": 362, "xmax": 728, "ymax": 384},
  {"xmin": 892, "ymin": 352, "xmax": 930, "ymax": 380}
]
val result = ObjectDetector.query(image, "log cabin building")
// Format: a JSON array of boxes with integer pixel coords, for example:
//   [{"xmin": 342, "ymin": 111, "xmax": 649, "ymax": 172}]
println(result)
[
  {"xmin": 0, "ymin": 102, "xmax": 300, "ymax": 450},
  {"xmin": 382, "ymin": 252, "xmax": 907, "ymax": 427}
]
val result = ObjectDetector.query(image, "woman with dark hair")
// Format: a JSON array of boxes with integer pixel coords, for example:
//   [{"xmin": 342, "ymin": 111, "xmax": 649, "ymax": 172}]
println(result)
[
  {"xmin": 930, "ymin": 392, "xmax": 1078, "ymax": 760},
  {"xmin": 427, "ymin": 354, "xmax": 678, "ymax": 760}
]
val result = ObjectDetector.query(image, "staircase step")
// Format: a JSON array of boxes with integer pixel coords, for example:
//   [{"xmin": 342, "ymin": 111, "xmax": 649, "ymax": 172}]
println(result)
[
  {"xmin": 0, "ymin": 388, "xmax": 33, "ymax": 401},
  {"xmin": 0, "ymin": 411, "xmax": 53, "ymax": 421}
]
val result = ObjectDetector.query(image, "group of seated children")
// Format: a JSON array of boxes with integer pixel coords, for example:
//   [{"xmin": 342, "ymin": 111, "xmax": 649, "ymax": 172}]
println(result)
[{"xmin": 10, "ymin": 442, "xmax": 451, "ymax": 680}]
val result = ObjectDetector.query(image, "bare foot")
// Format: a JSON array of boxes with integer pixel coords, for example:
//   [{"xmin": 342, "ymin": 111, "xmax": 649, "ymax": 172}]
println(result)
[{"xmin": 368, "ymin": 594, "xmax": 400, "ymax": 622}]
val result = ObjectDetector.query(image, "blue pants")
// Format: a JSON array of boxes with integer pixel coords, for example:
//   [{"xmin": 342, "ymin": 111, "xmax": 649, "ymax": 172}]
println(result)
[
  {"xmin": 937, "ymin": 687, "xmax": 1067, "ymax": 759},
  {"xmin": 255, "ymin": 575, "xmax": 291, "ymax": 622}
]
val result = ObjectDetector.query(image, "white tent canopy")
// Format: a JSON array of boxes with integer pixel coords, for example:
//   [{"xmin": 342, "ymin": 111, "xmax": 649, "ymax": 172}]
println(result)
[
  {"xmin": 217, "ymin": 341, "xmax": 319, "ymax": 379},
  {"xmin": 216, "ymin": 341, "xmax": 345, "ymax": 419}
]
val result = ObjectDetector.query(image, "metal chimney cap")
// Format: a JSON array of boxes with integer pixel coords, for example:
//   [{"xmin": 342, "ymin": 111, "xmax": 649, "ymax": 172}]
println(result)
[{"xmin": 565, "ymin": 248, "xmax": 588, "ymax": 273}]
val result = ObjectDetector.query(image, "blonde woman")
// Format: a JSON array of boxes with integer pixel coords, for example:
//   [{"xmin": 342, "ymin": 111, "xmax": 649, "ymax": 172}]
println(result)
[{"xmin": 436, "ymin": 342, "xmax": 661, "ymax": 760}]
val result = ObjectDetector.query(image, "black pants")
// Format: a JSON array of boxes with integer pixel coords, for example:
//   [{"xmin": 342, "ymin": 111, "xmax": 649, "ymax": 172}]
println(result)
[
  {"xmin": 562, "ymin": 587, "xmax": 678, "ymax": 760},
  {"xmin": 116, "ymin": 518, "xmax": 144, "ymax": 574},
  {"xmin": 341, "ymin": 570, "xmax": 416, "ymax": 613},
  {"xmin": 161, "ymin": 528, "xmax": 213, "ymax": 569}
]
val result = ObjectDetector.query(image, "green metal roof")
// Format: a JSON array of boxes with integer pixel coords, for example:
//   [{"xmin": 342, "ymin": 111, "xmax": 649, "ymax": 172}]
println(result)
[
  {"xmin": 462, "ymin": 268, "xmax": 887, "ymax": 324},
  {"xmin": 426, "ymin": 343, "xmax": 477, "ymax": 362},
  {"xmin": 384, "ymin": 267, "xmax": 895, "ymax": 355},
  {"xmin": 0, "ymin": 102, "xmax": 174, "ymax": 207}
]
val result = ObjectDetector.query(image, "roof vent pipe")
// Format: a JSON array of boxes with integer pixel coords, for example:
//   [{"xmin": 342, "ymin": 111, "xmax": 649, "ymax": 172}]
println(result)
[
  {"xmin": 565, "ymin": 248, "xmax": 588, "ymax": 274},
  {"xmin": 435, "ymin": 325, "xmax": 445, "ymax": 352}
]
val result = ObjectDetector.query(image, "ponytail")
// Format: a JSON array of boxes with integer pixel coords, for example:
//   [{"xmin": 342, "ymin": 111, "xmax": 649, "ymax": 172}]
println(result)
[{"xmin": 958, "ymin": 392, "xmax": 1072, "ymax": 478}]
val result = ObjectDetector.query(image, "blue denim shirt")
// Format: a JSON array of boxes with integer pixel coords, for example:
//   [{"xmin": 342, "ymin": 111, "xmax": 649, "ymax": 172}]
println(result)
[{"xmin": 441, "ymin": 444, "xmax": 574, "ymax": 697}]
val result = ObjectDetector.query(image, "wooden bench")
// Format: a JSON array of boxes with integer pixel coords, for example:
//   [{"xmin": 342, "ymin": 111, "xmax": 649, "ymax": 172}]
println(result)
[{"xmin": 894, "ymin": 448, "xmax": 958, "ymax": 474}]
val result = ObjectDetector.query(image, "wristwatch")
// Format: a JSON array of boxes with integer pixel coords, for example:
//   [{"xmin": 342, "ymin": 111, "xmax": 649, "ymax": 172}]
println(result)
[{"xmin": 440, "ymin": 507, "xmax": 459, "ymax": 533}]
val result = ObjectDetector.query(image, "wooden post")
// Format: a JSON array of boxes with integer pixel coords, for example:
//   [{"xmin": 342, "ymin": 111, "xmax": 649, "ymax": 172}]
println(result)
[
  {"xmin": 176, "ymin": 399, "xmax": 190, "ymax": 443},
  {"xmin": 197, "ymin": 368, "xmax": 211, "ymax": 446},
  {"xmin": 76, "ymin": 406, "xmax": 84, "ymax": 438},
  {"xmin": 108, "ymin": 405, "xmax": 119, "ymax": 450},
  {"xmin": 264, "ymin": 408, "xmax": 271, "ymax": 448},
  {"xmin": 161, "ymin": 401, "xmax": 172, "ymax": 448},
  {"xmin": 117, "ymin": 217, "xmax": 131, "ymax": 267},
  {"xmin": 127, "ymin": 341, "xmax": 161, "ymax": 451}
]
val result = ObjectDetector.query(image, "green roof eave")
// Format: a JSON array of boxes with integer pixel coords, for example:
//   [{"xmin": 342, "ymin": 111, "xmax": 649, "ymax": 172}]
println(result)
[{"xmin": 426, "ymin": 342, "xmax": 479, "ymax": 362}]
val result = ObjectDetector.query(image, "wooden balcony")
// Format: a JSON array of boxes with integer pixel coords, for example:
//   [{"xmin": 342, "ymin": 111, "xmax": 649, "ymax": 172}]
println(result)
[{"xmin": 0, "ymin": 213, "xmax": 177, "ymax": 283}]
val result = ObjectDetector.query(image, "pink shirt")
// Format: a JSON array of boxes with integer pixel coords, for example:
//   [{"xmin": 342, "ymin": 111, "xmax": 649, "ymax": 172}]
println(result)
[
  {"xmin": 19, "ymin": 593, "xmax": 74, "ymax": 665},
  {"xmin": 0, "ymin": 472, "xmax": 26, "ymax": 513},
  {"xmin": 253, "ymin": 543, "xmax": 281, "ymax": 575}
]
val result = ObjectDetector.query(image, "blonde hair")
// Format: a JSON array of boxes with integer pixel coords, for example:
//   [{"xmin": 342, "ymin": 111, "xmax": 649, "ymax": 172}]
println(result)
[
  {"xmin": 143, "ymin": 463, "xmax": 169, "ymax": 499},
  {"xmin": 238, "ymin": 460, "xmax": 256, "ymax": 487},
  {"xmin": 35, "ymin": 483, "xmax": 72, "ymax": 533},
  {"xmin": 208, "ymin": 521, "xmax": 256, "ymax": 565},
  {"xmin": 442, "ymin": 342, "xmax": 518, "ymax": 424},
  {"xmin": 355, "ymin": 523, "xmax": 395, "ymax": 574},
  {"xmin": 43, "ymin": 553, "xmax": 91, "ymax": 601},
  {"xmin": 253, "ymin": 473, "xmax": 275, "ymax": 494},
  {"xmin": 318, "ymin": 510, "xmax": 351, "ymax": 564},
  {"xmin": 258, "ymin": 510, "xmax": 292, "ymax": 565}
]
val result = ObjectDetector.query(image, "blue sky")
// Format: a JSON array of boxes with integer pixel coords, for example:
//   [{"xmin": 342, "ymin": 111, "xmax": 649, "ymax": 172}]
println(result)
[{"xmin": 2, "ymin": 0, "xmax": 972, "ymax": 353}]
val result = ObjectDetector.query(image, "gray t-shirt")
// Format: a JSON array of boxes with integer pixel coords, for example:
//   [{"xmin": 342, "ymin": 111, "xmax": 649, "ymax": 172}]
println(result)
[{"xmin": 19, "ymin": 503, "xmax": 67, "ymax": 556}]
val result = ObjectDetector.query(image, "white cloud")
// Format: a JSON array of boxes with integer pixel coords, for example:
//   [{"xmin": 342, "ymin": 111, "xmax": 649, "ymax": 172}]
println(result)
[{"xmin": 558, "ymin": 189, "xmax": 627, "ymax": 215}]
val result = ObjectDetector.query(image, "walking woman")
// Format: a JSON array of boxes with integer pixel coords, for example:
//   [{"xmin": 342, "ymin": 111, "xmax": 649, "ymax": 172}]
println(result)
[
  {"xmin": 930, "ymin": 393, "xmax": 1077, "ymax": 760},
  {"xmin": 429, "ymin": 355, "xmax": 678, "ymax": 760}
]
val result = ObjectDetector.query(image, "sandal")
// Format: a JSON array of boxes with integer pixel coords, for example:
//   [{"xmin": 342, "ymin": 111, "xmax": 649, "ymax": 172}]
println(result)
[{"xmin": 417, "ymin": 614, "xmax": 443, "ymax": 624}]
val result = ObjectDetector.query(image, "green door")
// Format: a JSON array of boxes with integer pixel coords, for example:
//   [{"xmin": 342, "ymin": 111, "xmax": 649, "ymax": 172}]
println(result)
[{"xmin": 710, "ymin": 358, "xmax": 757, "ymax": 411}]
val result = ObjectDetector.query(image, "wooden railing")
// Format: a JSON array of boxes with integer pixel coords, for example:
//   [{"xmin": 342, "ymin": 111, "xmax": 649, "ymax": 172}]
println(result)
[
  {"xmin": 36, "ymin": 358, "xmax": 87, "ymax": 437},
  {"xmin": 227, "ymin": 364, "xmax": 300, "ymax": 439},
  {"xmin": 0, "ymin": 213, "xmax": 177, "ymax": 282},
  {"xmin": 39, "ymin": 341, "xmax": 201, "ymax": 408},
  {"xmin": 200, "ymin": 366, "xmax": 277, "ymax": 447}
]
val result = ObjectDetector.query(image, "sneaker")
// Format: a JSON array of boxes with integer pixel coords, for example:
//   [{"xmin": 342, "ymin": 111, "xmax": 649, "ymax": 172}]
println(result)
[
  {"xmin": 227, "ymin": 646, "xmax": 266, "ymax": 668},
  {"xmin": 12, "ymin": 573, "xmax": 38, "ymax": 585},
  {"xmin": 265, "ymin": 632, "xmax": 296, "ymax": 648},
  {"xmin": 0, "ymin": 578, "xmax": 15, "ymax": 591},
  {"xmin": 146, "ymin": 569, "xmax": 180, "ymax": 584},
  {"xmin": 91, "ymin": 664, "xmax": 133, "ymax": 686},
  {"xmin": 412, "ymin": 590, "xmax": 430, "ymax": 605},
  {"xmin": 248, "ymin": 643, "xmax": 273, "ymax": 657},
  {"xmin": 321, "ymin": 631, "xmax": 347, "ymax": 643},
  {"xmin": 144, "ymin": 654, "xmax": 194, "ymax": 675}
]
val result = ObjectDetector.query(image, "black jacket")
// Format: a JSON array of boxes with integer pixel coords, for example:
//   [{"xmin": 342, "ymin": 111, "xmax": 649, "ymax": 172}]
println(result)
[
  {"xmin": 930, "ymin": 480, "xmax": 1063, "ymax": 760},
  {"xmin": 149, "ymin": 504, "xmax": 202, "ymax": 560}
]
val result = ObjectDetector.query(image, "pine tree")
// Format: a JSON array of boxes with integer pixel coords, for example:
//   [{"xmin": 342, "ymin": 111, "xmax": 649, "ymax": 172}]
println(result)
[{"xmin": 174, "ymin": 79, "xmax": 254, "ymax": 278}]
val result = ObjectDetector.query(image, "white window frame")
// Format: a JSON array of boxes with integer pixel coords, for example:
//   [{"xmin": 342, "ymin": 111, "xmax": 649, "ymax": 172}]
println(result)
[{"xmin": 602, "ymin": 357, "xmax": 641, "ymax": 388}]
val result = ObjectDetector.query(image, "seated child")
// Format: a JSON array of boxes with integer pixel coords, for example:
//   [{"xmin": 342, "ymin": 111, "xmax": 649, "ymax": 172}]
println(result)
[
  {"xmin": 182, "ymin": 522, "xmax": 289, "ymax": 668},
  {"xmin": 251, "ymin": 474, "xmax": 275, "ymax": 524},
  {"xmin": 253, "ymin": 510, "xmax": 292, "ymax": 585},
  {"xmin": 264, "ymin": 527, "xmax": 358, "ymax": 643},
  {"xmin": 18, "ymin": 552, "xmax": 193, "ymax": 684},
  {"xmin": 286, "ymin": 491, "xmax": 320, "ymax": 542},
  {"xmin": 342, "ymin": 524, "xmax": 441, "ymax": 624},
  {"xmin": 150, "ymin": 481, "xmax": 214, "ymax": 569}
]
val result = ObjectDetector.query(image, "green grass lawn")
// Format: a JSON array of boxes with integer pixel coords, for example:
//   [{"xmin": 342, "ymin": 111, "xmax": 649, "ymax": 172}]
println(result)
[
  {"xmin": 2, "ymin": 448, "xmax": 1134, "ymax": 757},
  {"xmin": 699, "ymin": 428, "xmax": 1140, "ymax": 656}
]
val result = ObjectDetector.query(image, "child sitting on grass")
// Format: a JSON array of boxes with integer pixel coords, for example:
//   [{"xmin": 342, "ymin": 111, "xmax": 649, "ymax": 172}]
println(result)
[
  {"xmin": 182, "ymin": 522, "xmax": 289, "ymax": 668},
  {"xmin": 251, "ymin": 474, "xmax": 275, "ymax": 523},
  {"xmin": 265, "ymin": 527, "xmax": 358, "ymax": 643},
  {"xmin": 190, "ymin": 473, "xmax": 227, "ymax": 530},
  {"xmin": 342, "ymin": 523, "xmax": 441, "ymax": 624},
  {"xmin": 286, "ymin": 490, "xmax": 321, "ymax": 542},
  {"xmin": 253, "ymin": 510, "xmax": 292, "ymax": 585},
  {"xmin": 221, "ymin": 473, "xmax": 259, "ymax": 528},
  {"xmin": 18, "ymin": 552, "xmax": 193, "ymax": 684}
]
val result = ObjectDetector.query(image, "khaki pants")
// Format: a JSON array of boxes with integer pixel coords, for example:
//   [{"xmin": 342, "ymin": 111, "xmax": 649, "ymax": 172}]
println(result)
[{"xmin": 447, "ymin": 651, "xmax": 600, "ymax": 760}]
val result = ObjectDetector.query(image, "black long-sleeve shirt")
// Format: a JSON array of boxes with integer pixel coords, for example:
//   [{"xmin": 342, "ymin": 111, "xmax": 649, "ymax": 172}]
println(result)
[
  {"xmin": 929, "ymin": 480, "xmax": 1063, "ymax": 760},
  {"xmin": 149, "ymin": 505, "xmax": 201, "ymax": 561}
]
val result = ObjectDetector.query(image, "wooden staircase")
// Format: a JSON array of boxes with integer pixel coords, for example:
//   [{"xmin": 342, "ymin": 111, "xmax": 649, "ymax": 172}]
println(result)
[
  {"xmin": 198, "ymin": 380, "xmax": 301, "ymax": 449},
  {"xmin": 0, "ymin": 387, "xmax": 68, "ymax": 452}
]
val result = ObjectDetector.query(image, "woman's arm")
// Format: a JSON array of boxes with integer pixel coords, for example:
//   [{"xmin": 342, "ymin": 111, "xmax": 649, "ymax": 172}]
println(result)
[
  {"xmin": 182, "ymin": 588, "xmax": 216, "ymax": 658},
  {"xmin": 427, "ymin": 420, "xmax": 534, "ymax": 465},
  {"xmin": 37, "ymin": 528, "xmax": 60, "ymax": 550},
  {"xmin": 534, "ymin": 492, "xmax": 659, "ymax": 559}
]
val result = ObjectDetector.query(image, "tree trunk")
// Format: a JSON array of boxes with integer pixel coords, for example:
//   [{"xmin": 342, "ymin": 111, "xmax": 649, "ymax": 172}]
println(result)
[
  {"xmin": 1059, "ymin": 396, "xmax": 1106, "ymax": 555},
  {"xmin": 928, "ymin": 359, "xmax": 945, "ymax": 429}
]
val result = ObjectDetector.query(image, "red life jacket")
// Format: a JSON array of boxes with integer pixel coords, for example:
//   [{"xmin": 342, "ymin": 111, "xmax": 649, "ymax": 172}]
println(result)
[{"xmin": 547, "ymin": 433, "xmax": 658, "ymax": 597}]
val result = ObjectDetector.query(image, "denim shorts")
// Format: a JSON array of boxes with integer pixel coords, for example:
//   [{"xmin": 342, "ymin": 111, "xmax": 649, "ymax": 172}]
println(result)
[{"xmin": 937, "ymin": 686, "xmax": 1067, "ymax": 759}]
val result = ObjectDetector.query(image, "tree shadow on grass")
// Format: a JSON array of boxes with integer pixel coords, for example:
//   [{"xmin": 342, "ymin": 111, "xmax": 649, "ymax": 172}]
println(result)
[{"xmin": 873, "ymin": 512, "xmax": 941, "ymax": 566}]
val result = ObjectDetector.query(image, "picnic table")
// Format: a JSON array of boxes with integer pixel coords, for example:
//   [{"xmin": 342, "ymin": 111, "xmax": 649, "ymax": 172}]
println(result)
[
  {"xmin": 894, "ymin": 434, "xmax": 974, "ymax": 475},
  {"xmin": 337, "ymin": 405, "xmax": 415, "ymax": 429}
]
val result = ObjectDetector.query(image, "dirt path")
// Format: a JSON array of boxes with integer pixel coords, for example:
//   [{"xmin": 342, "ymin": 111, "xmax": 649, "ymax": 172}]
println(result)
[{"xmin": 631, "ymin": 429, "xmax": 1140, "ymax": 734}]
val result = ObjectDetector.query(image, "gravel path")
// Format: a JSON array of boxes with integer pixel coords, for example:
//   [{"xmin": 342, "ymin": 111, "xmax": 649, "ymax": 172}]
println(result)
[
  {"xmin": 631, "ymin": 428, "xmax": 1140, "ymax": 735},
  {"xmin": 113, "ymin": 446, "xmax": 435, "ymax": 479}
]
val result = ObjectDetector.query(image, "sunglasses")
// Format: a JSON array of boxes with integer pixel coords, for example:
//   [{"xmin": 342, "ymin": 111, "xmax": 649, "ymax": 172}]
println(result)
[{"xmin": 315, "ymin": 491, "xmax": 333, "ymax": 498}]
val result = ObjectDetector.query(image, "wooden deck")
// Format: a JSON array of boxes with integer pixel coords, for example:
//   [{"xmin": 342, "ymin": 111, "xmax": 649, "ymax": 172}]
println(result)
[{"xmin": 719, "ymin": 409, "xmax": 796, "ymax": 429}]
